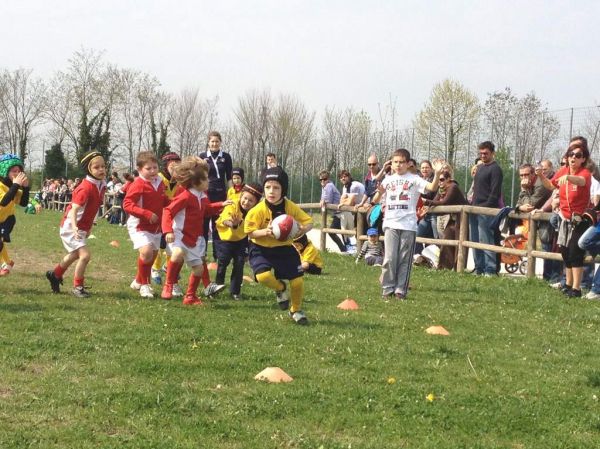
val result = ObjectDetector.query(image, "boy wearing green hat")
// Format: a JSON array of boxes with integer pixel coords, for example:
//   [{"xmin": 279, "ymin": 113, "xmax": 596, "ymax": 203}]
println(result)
[{"xmin": 0, "ymin": 154, "xmax": 30, "ymax": 276}]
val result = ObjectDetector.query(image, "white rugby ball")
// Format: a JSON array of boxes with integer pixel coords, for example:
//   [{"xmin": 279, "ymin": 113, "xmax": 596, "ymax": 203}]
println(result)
[{"xmin": 271, "ymin": 214, "xmax": 300, "ymax": 241}]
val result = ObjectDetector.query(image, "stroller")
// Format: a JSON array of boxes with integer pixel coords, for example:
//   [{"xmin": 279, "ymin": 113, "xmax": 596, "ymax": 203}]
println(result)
[{"xmin": 500, "ymin": 220, "xmax": 529, "ymax": 275}]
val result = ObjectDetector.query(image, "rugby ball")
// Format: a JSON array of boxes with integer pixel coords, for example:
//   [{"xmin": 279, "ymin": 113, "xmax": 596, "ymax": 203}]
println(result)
[{"xmin": 271, "ymin": 214, "xmax": 300, "ymax": 241}]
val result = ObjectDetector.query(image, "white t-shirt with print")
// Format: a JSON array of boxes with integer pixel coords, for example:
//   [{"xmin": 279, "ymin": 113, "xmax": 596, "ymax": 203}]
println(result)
[{"xmin": 381, "ymin": 172, "xmax": 429, "ymax": 231}]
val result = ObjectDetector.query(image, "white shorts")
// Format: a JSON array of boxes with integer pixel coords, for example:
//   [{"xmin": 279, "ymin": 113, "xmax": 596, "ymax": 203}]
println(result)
[
  {"xmin": 59, "ymin": 222, "xmax": 88, "ymax": 253},
  {"xmin": 168, "ymin": 237, "xmax": 206, "ymax": 268},
  {"xmin": 128, "ymin": 225, "xmax": 162, "ymax": 251}
]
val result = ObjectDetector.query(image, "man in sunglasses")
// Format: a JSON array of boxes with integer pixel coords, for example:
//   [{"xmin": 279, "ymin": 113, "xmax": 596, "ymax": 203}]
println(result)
[
  {"xmin": 357, "ymin": 155, "xmax": 380, "ymax": 210},
  {"xmin": 470, "ymin": 141, "xmax": 504, "ymax": 276}
]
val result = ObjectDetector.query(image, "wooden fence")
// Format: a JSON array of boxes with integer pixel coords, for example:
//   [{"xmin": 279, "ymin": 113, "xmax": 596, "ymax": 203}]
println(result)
[{"xmin": 296, "ymin": 202, "xmax": 567, "ymax": 279}]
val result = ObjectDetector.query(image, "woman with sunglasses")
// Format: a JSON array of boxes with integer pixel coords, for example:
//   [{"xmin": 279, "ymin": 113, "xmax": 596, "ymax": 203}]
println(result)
[
  {"xmin": 422, "ymin": 169, "xmax": 467, "ymax": 269},
  {"xmin": 536, "ymin": 144, "xmax": 592, "ymax": 297}
]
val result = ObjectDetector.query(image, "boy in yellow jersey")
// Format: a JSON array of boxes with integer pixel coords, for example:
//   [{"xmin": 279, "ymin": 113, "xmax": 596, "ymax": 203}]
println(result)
[
  {"xmin": 292, "ymin": 234, "xmax": 323, "ymax": 275},
  {"xmin": 151, "ymin": 152, "xmax": 181, "ymax": 286},
  {"xmin": 0, "ymin": 154, "xmax": 31, "ymax": 275},
  {"xmin": 215, "ymin": 182, "xmax": 263, "ymax": 299},
  {"xmin": 244, "ymin": 168, "xmax": 313, "ymax": 325},
  {"xmin": 226, "ymin": 168, "xmax": 245, "ymax": 202}
]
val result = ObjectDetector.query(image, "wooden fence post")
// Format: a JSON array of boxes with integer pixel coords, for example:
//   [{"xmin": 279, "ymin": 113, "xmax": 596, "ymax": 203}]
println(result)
[
  {"xmin": 320, "ymin": 206, "xmax": 327, "ymax": 251},
  {"xmin": 456, "ymin": 208, "xmax": 469, "ymax": 273},
  {"xmin": 356, "ymin": 207, "xmax": 365, "ymax": 253},
  {"xmin": 526, "ymin": 214, "xmax": 537, "ymax": 278}
]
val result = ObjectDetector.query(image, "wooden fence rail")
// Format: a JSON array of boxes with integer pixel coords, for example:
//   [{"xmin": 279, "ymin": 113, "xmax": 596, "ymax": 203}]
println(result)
[{"xmin": 296, "ymin": 202, "xmax": 569, "ymax": 279}]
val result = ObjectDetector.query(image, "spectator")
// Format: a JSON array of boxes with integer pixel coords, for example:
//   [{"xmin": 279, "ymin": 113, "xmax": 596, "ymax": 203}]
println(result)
[
  {"xmin": 199, "ymin": 131, "xmax": 233, "ymax": 260},
  {"xmin": 357, "ymin": 154, "xmax": 380, "ymax": 210},
  {"xmin": 258, "ymin": 152, "xmax": 284, "ymax": 184},
  {"xmin": 355, "ymin": 227, "xmax": 384, "ymax": 266},
  {"xmin": 536, "ymin": 143, "xmax": 592, "ymax": 297},
  {"xmin": 338, "ymin": 170, "xmax": 365, "ymax": 252},
  {"xmin": 422, "ymin": 168, "xmax": 468, "ymax": 270},
  {"xmin": 415, "ymin": 159, "xmax": 437, "ymax": 255},
  {"xmin": 470, "ymin": 141, "xmax": 503, "ymax": 276},
  {"xmin": 515, "ymin": 163, "xmax": 552, "ymax": 213},
  {"xmin": 318, "ymin": 170, "xmax": 347, "ymax": 253}
]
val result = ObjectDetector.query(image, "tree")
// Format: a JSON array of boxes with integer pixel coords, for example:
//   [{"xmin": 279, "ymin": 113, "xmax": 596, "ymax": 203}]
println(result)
[
  {"xmin": 232, "ymin": 89, "xmax": 272, "ymax": 180},
  {"xmin": 44, "ymin": 143, "xmax": 68, "ymax": 178},
  {"xmin": 170, "ymin": 88, "xmax": 218, "ymax": 157},
  {"xmin": 413, "ymin": 79, "xmax": 480, "ymax": 166},
  {"xmin": 484, "ymin": 88, "xmax": 560, "ymax": 165},
  {"xmin": 0, "ymin": 68, "xmax": 47, "ymax": 162}
]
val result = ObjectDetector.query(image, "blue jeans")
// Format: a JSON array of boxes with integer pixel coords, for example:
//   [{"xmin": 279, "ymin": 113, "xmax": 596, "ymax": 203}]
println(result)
[
  {"xmin": 541, "ymin": 240, "xmax": 562, "ymax": 284},
  {"xmin": 415, "ymin": 214, "xmax": 438, "ymax": 254},
  {"xmin": 579, "ymin": 224, "xmax": 600, "ymax": 293},
  {"xmin": 469, "ymin": 214, "xmax": 497, "ymax": 274}
]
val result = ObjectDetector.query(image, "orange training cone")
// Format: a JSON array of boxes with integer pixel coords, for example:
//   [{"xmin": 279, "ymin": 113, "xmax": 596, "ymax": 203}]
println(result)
[
  {"xmin": 110, "ymin": 240, "xmax": 120, "ymax": 248},
  {"xmin": 243, "ymin": 275, "xmax": 255, "ymax": 283},
  {"xmin": 254, "ymin": 367, "xmax": 293, "ymax": 383},
  {"xmin": 207, "ymin": 262, "xmax": 218, "ymax": 271},
  {"xmin": 337, "ymin": 298, "xmax": 359, "ymax": 310},
  {"xmin": 425, "ymin": 325, "xmax": 450, "ymax": 336}
]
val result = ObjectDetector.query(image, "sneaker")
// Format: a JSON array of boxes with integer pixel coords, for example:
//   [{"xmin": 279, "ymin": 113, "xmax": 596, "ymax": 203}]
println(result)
[
  {"xmin": 151, "ymin": 269, "xmax": 162, "ymax": 285},
  {"xmin": 203, "ymin": 282, "xmax": 226, "ymax": 298},
  {"xmin": 276, "ymin": 281, "xmax": 289, "ymax": 310},
  {"xmin": 561, "ymin": 285, "xmax": 572, "ymax": 294},
  {"xmin": 140, "ymin": 284, "xmax": 154, "ymax": 298},
  {"xmin": 550, "ymin": 282, "xmax": 563, "ymax": 289},
  {"xmin": 72, "ymin": 285, "xmax": 91, "ymax": 298},
  {"xmin": 289, "ymin": 310, "xmax": 309, "ymax": 325},
  {"xmin": 183, "ymin": 294, "xmax": 203, "ymax": 305},
  {"xmin": 161, "ymin": 283, "xmax": 173, "ymax": 300},
  {"xmin": 46, "ymin": 270, "xmax": 63, "ymax": 293},
  {"xmin": 172, "ymin": 284, "xmax": 184, "ymax": 297},
  {"xmin": 0, "ymin": 261, "xmax": 14, "ymax": 276},
  {"xmin": 566, "ymin": 288, "xmax": 582, "ymax": 298},
  {"xmin": 130, "ymin": 279, "xmax": 142, "ymax": 290},
  {"xmin": 231, "ymin": 294, "xmax": 241, "ymax": 300},
  {"xmin": 394, "ymin": 292, "xmax": 407, "ymax": 301},
  {"xmin": 381, "ymin": 291, "xmax": 394, "ymax": 300},
  {"xmin": 585, "ymin": 291, "xmax": 600, "ymax": 300},
  {"xmin": 373, "ymin": 263, "xmax": 382, "ymax": 267}
]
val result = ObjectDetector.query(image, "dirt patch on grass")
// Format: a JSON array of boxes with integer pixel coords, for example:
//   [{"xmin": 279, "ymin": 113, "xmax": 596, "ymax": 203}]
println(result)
[
  {"xmin": 8, "ymin": 246, "xmax": 125, "ymax": 284},
  {"xmin": 0, "ymin": 386, "xmax": 13, "ymax": 398}
]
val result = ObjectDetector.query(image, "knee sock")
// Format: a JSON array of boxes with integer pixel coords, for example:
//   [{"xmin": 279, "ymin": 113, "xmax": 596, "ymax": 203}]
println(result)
[
  {"xmin": 53, "ymin": 263, "xmax": 67, "ymax": 279},
  {"xmin": 255, "ymin": 271, "xmax": 285, "ymax": 292},
  {"xmin": 289, "ymin": 277, "xmax": 304, "ymax": 313},
  {"xmin": 74, "ymin": 277, "xmax": 84, "ymax": 287},
  {"xmin": 152, "ymin": 251, "xmax": 164, "ymax": 271},
  {"xmin": 0, "ymin": 243, "xmax": 10, "ymax": 264},
  {"xmin": 187, "ymin": 273, "xmax": 202, "ymax": 296},
  {"xmin": 137, "ymin": 258, "xmax": 153, "ymax": 285},
  {"xmin": 202, "ymin": 262, "xmax": 211, "ymax": 288},
  {"xmin": 166, "ymin": 260, "xmax": 183, "ymax": 285}
]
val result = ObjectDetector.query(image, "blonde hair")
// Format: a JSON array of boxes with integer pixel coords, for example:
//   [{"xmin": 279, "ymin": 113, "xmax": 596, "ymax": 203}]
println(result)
[{"xmin": 173, "ymin": 156, "xmax": 208, "ymax": 188}]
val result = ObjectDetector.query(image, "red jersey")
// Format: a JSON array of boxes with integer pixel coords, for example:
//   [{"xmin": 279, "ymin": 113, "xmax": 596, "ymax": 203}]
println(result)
[
  {"xmin": 162, "ymin": 188, "xmax": 224, "ymax": 247},
  {"xmin": 551, "ymin": 166, "xmax": 591, "ymax": 219},
  {"xmin": 123, "ymin": 175, "xmax": 168, "ymax": 233},
  {"xmin": 60, "ymin": 177, "xmax": 106, "ymax": 233}
]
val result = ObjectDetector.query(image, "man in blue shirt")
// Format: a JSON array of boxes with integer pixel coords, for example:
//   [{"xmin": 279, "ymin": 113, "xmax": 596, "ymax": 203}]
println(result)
[{"xmin": 319, "ymin": 170, "xmax": 348, "ymax": 253}]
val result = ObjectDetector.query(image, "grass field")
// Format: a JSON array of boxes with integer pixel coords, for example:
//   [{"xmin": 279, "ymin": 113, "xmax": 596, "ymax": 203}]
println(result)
[{"xmin": 1, "ymin": 210, "xmax": 600, "ymax": 448}]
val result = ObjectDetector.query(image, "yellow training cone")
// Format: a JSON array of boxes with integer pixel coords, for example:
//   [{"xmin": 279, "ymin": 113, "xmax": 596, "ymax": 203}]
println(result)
[
  {"xmin": 254, "ymin": 367, "xmax": 293, "ymax": 383},
  {"xmin": 425, "ymin": 325, "xmax": 450, "ymax": 336}
]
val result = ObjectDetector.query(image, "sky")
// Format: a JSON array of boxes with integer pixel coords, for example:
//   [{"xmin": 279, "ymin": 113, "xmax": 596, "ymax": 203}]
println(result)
[{"xmin": 1, "ymin": 0, "xmax": 599, "ymax": 127}]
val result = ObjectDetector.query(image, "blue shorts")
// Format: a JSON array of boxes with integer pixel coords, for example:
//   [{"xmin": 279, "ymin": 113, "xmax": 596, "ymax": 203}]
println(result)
[{"xmin": 249, "ymin": 243, "xmax": 303, "ymax": 280}]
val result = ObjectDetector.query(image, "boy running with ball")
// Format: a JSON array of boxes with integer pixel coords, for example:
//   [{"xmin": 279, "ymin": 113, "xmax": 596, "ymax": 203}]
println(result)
[{"xmin": 244, "ymin": 168, "xmax": 313, "ymax": 324}]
